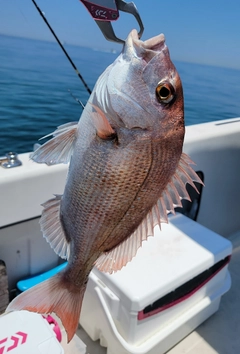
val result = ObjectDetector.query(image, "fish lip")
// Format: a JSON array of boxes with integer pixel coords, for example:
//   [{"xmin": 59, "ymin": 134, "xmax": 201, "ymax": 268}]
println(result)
[{"xmin": 130, "ymin": 29, "xmax": 165, "ymax": 52}]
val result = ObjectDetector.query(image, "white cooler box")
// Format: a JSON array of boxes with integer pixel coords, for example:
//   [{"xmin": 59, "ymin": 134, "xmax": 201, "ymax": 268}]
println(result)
[
  {"xmin": 0, "ymin": 311, "xmax": 86, "ymax": 354},
  {"xmin": 0, "ymin": 311, "xmax": 63, "ymax": 354},
  {"xmin": 80, "ymin": 213, "xmax": 232, "ymax": 354}
]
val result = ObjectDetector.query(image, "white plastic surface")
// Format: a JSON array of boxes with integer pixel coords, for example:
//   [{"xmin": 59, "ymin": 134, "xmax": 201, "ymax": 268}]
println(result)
[
  {"xmin": 183, "ymin": 117, "xmax": 240, "ymax": 237},
  {"xmin": 80, "ymin": 214, "xmax": 232, "ymax": 353},
  {"xmin": 0, "ymin": 153, "xmax": 68, "ymax": 227},
  {"xmin": 0, "ymin": 311, "xmax": 63, "ymax": 354},
  {"xmin": 61, "ymin": 329, "xmax": 87, "ymax": 354},
  {"xmin": 94, "ymin": 213, "xmax": 232, "ymax": 312},
  {"xmin": 90, "ymin": 272, "xmax": 231, "ymax": 354}
]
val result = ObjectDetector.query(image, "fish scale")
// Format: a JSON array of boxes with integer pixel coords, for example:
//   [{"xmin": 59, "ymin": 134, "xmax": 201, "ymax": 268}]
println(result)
[
  {"xmin": 62, "ymin": 128, "xmax": 153, "ymax": 256},
  {"xmin": 107, "ymin": 140, "xmax": 182, "ymax": 247}
]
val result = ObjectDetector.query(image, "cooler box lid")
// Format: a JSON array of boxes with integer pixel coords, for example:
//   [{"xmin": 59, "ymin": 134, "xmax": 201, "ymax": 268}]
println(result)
[{"xmin": 93, "ymin": 213, "xmax": 232, "ymax": 312}]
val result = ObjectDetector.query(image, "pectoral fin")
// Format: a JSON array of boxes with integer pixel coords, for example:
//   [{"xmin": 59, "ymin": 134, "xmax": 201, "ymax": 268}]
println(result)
[
  {"xmin": 89, "ymin": 103, "xmax": 116, "ymax": 140},
  {"xmin": 31, "ymin": 122, "xmax": 78, "ymax": 164}
]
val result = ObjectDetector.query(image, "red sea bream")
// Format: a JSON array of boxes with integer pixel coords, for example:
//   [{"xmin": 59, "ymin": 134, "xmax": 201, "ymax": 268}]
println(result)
[{"xmin": 7, "ymin": 29, "xmax": 202, "ymax": 341}]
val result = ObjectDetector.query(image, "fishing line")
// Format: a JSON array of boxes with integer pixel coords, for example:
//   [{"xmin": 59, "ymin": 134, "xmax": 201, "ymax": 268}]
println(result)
[
  {"xmin": 31, "ymin": 0, "xmax": 92, "ymax": 95},
  {"xmin": 15, "ymin": 0, "xmax": 29, "ymax": 24},
  {"xmin": 68, "ymin": 89, "xmax": 85, "ymax": 110}
]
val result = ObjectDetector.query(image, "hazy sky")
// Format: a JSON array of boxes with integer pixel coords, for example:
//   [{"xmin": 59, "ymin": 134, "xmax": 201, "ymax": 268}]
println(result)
[{"xmin": 0, "ymin": 0, "xmax": 240, "ymax": 69}]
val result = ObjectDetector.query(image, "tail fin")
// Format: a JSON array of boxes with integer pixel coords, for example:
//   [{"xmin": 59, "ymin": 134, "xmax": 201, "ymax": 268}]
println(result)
[{"xmin": 6, "ymin": 272, "xmax": 86, "ymax": 342}]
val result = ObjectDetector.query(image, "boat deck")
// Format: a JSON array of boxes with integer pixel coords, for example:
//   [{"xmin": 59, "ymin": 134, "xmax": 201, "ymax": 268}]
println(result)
[{"xmin": 70, "ymin": 231, "xmax": 240, "ymax": 354}]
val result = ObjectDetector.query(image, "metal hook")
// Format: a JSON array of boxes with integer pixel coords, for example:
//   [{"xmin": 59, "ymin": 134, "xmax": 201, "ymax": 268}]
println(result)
[{"xmin": 80, "ymin": 0, "xmax": 144, "ymax": 43}]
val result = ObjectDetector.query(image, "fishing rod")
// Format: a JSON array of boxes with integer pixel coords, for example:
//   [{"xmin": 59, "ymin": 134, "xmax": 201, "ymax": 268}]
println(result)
[{"xmin": 31, "ymin": 0, "xmax": 92, "ymax": 95}]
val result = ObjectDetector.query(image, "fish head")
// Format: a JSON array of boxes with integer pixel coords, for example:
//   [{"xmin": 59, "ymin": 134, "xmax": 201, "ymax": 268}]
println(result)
[{"xmin": 94, "ymin": 29, "xmax": 184, "ymax": 141}]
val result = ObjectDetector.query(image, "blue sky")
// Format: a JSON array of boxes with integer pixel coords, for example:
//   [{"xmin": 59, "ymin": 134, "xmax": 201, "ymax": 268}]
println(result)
[{"xmin": 0, "ymin": 0, "xmax": 240, "ymax": 69}]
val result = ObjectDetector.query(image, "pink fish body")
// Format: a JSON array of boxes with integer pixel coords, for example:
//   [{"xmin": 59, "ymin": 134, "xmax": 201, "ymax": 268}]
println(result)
[{"xmin": 7, "ymin": 30, "xmax": 202, "ymax": 341}]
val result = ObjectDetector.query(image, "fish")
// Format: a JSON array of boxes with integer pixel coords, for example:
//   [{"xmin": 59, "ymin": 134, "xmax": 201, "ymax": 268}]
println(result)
[{"xmin": 6, "ymin": 29, "xmax": 202, "ymax": 342}]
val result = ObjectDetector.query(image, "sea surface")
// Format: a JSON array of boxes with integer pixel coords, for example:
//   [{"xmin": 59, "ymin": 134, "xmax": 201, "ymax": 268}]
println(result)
[{"xmin": 1, "ymin": 34, "xmax": 240, "ymax": 156}]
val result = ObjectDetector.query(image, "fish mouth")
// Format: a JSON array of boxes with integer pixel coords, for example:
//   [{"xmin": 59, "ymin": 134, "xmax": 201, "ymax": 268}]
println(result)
[{"xmin": 130, "ymin": 29, "xmax": 166, "ymax": 53}]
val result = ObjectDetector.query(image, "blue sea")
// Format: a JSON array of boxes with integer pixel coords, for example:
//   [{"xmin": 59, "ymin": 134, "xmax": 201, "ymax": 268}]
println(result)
[{"xmin": 1, "ymin": 34, "xmax": 240, "ymax": 156}]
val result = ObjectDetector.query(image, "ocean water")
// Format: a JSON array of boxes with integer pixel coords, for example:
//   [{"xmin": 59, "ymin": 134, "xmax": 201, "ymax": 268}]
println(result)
[{"xmin": 1, "ymin": 34, "xmax": 240, "ymax": 156}]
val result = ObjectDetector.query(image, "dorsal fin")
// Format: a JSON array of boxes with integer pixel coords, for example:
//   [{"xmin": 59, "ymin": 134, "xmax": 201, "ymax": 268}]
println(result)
[
  {"xmin": 94, "ymin": 153, "xmax": 203, "ymax": 273},
  {"xmin": 31, "ymin": 122, "xmax": 78, "ymax": 165}
]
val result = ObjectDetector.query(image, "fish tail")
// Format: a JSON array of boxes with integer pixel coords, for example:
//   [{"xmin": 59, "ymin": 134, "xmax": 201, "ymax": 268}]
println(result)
[{"xmin": 6, "ymin": 272, "xmax": 86, "ymax": 342}]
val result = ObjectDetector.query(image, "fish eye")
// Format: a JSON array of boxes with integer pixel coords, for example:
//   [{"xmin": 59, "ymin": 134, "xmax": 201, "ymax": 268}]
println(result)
[{"xmin": 156, "ymin": 81, "xmax": 175, "ymax": 104}]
